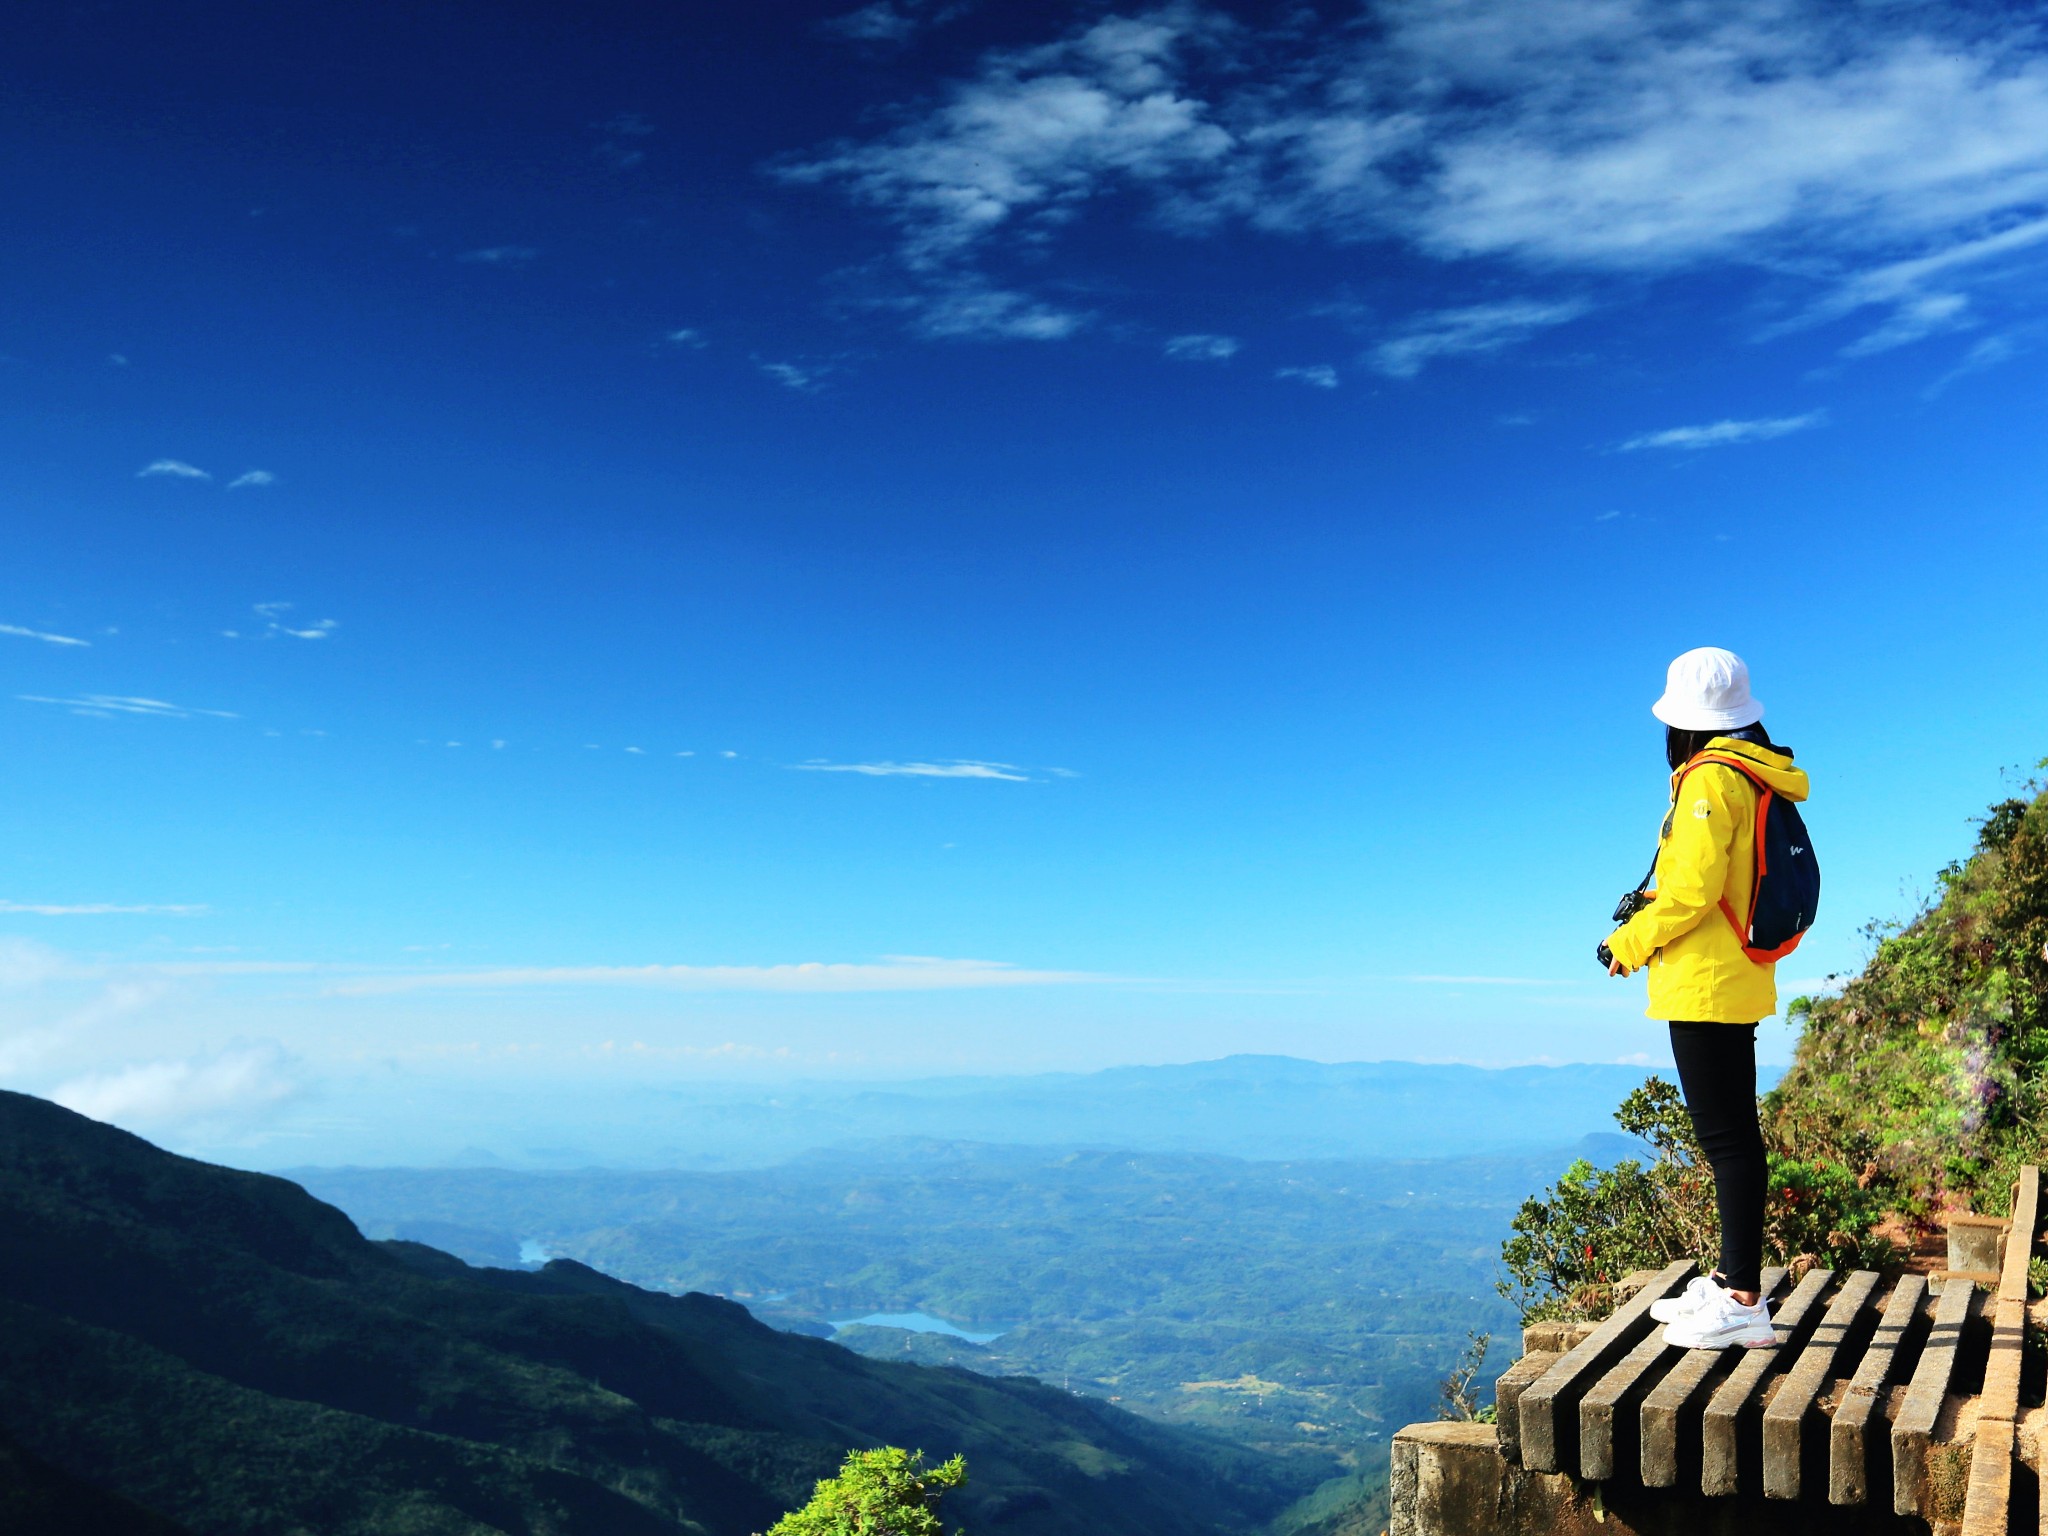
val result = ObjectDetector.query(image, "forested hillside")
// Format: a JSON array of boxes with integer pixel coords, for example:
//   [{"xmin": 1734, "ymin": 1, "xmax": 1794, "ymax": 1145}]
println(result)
[
  {"xmin": 1769, "ymin": 777, "xmax": 2048, "ymax": 1212},
  {"xmin": 0, "ymin": 1091, "xmax": 1312, "ymax": 1536}
]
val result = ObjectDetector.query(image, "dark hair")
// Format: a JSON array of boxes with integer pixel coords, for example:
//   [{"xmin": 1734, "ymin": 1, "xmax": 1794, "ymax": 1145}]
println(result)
[{"xmin": 1666, "ymin": 722, "xmax": 1772, "ymax": 771}]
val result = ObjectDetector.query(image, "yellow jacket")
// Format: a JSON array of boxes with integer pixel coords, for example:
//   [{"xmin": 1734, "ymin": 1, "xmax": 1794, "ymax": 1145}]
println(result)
[{"xmin": 1605, "ymin": 737, "xmax": 1811, "ymax": 1024}]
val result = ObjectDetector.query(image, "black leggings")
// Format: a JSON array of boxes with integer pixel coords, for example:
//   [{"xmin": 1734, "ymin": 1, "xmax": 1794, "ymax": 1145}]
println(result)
[{"xmin": 1668, "ymin": 1021, "xmax": 1766, "ymax": 1293}]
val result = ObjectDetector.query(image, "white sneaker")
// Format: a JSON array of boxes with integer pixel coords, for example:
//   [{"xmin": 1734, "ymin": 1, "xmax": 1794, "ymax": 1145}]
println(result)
[
  {"xmin": 1649, "ymin": 1275, "xmax": 1725, "ymax": 1325},
  {"xmin": 1662, "ymin": 1290, "xmax": 1776, "ymax": 1350}
]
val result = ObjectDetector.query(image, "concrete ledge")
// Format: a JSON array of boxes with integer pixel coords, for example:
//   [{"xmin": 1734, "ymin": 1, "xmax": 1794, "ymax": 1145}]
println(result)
[{"xmin": 1391, "ymin": 1419, "xmax": 1947, "ymax": 1536}]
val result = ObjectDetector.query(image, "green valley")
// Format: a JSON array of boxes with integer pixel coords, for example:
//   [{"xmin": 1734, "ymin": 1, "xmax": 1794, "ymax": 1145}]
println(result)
[{"xmin": 297, "ymin": 1139, "xmax": 1612, "ymax": 1519}]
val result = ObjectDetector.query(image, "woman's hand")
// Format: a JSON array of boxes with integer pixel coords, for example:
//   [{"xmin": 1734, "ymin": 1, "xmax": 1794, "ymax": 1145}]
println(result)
[
  {"xmin": 1597, "ymin": 938, "xmax": 1632, "ymax": 977},
  {"xmin": 1607, "ymin": 956, "xmax": 1632, "ymax": 977}
]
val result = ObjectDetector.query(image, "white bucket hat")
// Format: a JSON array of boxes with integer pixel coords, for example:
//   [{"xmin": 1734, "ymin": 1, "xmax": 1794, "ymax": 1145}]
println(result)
[{"xmin": 1651, "ymin": 646, "xmax": 1764, "ymax": 731}]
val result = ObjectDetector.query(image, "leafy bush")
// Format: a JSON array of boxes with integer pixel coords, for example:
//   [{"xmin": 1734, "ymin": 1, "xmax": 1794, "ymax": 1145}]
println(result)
[
  {"xmin": 1499, "ymin": 1078, "xmax": 1894, "ymax": 1321},
  {"xmin": 762, "ymin": 1448, "xmax": 967, "ymax": 1536}
]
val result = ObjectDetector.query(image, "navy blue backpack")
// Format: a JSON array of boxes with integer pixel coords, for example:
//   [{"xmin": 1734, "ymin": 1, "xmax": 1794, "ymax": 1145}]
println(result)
[{"xmin": 1644, "ymin": 752, "xmax": 1821, "ymax": 962}]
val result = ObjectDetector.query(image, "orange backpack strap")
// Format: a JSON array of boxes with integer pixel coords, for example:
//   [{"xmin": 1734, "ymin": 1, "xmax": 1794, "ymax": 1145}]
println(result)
[{"xmin": 1676, "ymin": 753, "xmax": 1773, "ymax": 952}]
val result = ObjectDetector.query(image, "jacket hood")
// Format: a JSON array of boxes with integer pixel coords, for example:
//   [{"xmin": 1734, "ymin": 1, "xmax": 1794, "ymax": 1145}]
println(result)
[{"xmin": 1681, "ymin": 736, "xmax": 1810, "ymax": 803}]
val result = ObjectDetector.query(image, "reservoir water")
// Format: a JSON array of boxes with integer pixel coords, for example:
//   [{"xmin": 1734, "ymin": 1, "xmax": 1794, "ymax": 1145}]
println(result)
[{"xmin": 829, "ymin": 1310, "xmax": 1003, "ymax": 1344}]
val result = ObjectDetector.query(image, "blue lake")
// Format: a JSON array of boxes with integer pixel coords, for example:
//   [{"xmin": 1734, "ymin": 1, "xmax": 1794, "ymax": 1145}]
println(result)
[{"xmin": 830, "ymin": 1310, "xmax": 1003, "ymax": 1344}]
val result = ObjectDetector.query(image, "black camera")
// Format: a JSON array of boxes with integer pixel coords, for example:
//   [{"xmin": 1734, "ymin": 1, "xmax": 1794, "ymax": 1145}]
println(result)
[
  {"xmin": 1598, "ymin": 887, "xmax": 1653, "ymax": 971},
  {"xmin": 1611, "ymin": 888, "xmax": 1654, "ymax": 925}
]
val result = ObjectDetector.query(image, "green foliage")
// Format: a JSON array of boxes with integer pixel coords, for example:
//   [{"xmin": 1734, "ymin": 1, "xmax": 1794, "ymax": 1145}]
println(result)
[
  {"xmin": 763, "ymin": 1448, "xmax": 965, "ymax": 1536},
  {"xmin": 1498, "ymin": 1080, "xmax": 1715, "ymax": 1321},
  {"xmin": 1499, "ymin": 1079, "xmax": 1894, "ymax": 1322},
  {"xmin": 2029, "ymin": 1255, "xmax": 2048, "ymax": 1301},
  {"xmin": 1768, "ymin": 775, "xmax": 2048, "ymax": 1213}
]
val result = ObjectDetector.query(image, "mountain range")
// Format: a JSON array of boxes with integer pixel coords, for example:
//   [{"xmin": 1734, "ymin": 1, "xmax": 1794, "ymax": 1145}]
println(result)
[{"xmin": 0, "ymin": 1089, "xmax": 1324, "ymax": 1536}]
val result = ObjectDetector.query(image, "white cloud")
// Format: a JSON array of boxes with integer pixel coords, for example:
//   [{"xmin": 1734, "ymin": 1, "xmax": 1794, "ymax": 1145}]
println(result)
[
  {"xmin": 783, "ymin": 13, "xmax": 1234, "ymax": 266},
  {"xmin": 1371, "ymin": 298, "xmax": 1590, "ymax": 376},
  {"xmin": 1275, "ymin": 364, "xmax": 1338, "ymax": 388},
  {"xmin": 0, "ymin": 938, "xmax": 71, "ymax": 991},
  {"xmin": 332, "ymin": 955, "xmax": 1100, "ymax": 997},
  {"xmin": 17, "ymin": 693, "xmax": 238, "ymax": 720},
  {"xmin": 912, "ymin": 282, "xmax": 1086, "ymax": 340},
  {"xmin": 1619, "ymin": 410, "xmax": 1828, "ymax": 451},
  {"xmin": 1164, "ymin": 332, "xmax": 1239, "ymax": 360},
  {"xmin": 138, "ymin": 459, "xmax": 209, "ymax": 480},
  {"xmin": 823, "ymin": 2, "xmax": 920, "ymax": 43},
  {"xmin": 51, "ymin": 1045, "xmax": 297, "ymax": 1130},
  {"xmin": 666, "ymin": 327, "xmax": 708, "ymax": 347},
  {"xmin": 0, "ymin": 902, "xmax": 207, "ymax": 916},
  {"xmin": 251, "ymin": 602, "xmax": 337, "ymax": 640},
  {"xmin": 1926, "ymin": 328, "xmax": 2038, "ymax": 395},
  {"xmin": 794, "ymin": 758, "xmax": 1032, "ymax": 780},
  {"xmin": 788, "ymin": 2, "xmax": 2048, "ymax": 356},
  {"xmin": 458, "ymin": 246, "xmax": 539, "ymax": 265},
  {"xmin": 0, "ymin": 976, "xmax": 169, "ymax": 1079},
  {"xmin": 0, "ymin": 622, "xmax": 89, "ymax": 647},
  {"xmin": 760, "ymin": 361, "xmax": 830, "ymax": 391},
  {"xmin": 226, "ymin": 469, "xmax": 276, "ymax": 489},
  {"xmin": 1838, "ymin": 292, "xmax": 1974, "ymax": 357}
]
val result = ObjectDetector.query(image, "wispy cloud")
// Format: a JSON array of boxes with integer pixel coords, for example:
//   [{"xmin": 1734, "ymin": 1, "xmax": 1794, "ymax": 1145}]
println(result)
[
  {"xmin": 332, "ymin": 955, "xmax": 1100, "ymax": 997},
  {"xmin": 822, "ymin": 2, "xmax": 922, "ymax": 44},
  {"xmin": 51, "ymin": 1044, "xmax": 298, "ymax": 1130},
  {"xmin": 1619, "ymin": 411, "xmax": 1827, "ymax": 452},
  {"xmin": 1164, "ymin": 332, "xmax": 1239, "ymax": 361},
  {"xmin": 786, "ymin": 3, "xmax": 2048, "ymax": 359},
  {"xmin": 911, "ymin": 281, "xmax": 1086, "ymax": 341},
  {"xmin": 226, "ymin": 469, "xmax": 276, "ymax": 489},
  {"xmin": 0, "ymin": 901, "xmax": 208, "ymax": 916},
  {"xmin": 17, "ymin": 694, "xmax": 238, "ymax": 720},
  {"xmin": 1926, "ymin": 328, "xmax": 2039, "ymax": 396},
  {"xmin": 793, "ymin": 758, "xmax": 1032, "ymax": 780},
  {"xmin": 594, "ymin": 112, "xmax": 654, "ymax": 171},
  {"xmin": 138, "ymin": 459, "xmax": 210, "ymax": 480},
  {"xmin": 457, "ymin": 245, "xmax": 540, "ymax": 266},
  {"xmin": 666, "ymin": 327, "xmax": 709, "ymax": 347},
  {"xmin": 1372, "ymin": 298, "xmax": 1590, "ymax": 377},
  {"xmin": 760, "ymin": 361, "xmax": 831, "ymax": 391},
  {"xmin": 1, "ymin": 622, "xmax": 89, "ymax": 648},
  {"xmin": 1275, "ymin": 365, "xmax": 1338, "ymax": 388},
  {"xmin": 250, "ymin": 602, "xmax": 337, "ymax": 640}
]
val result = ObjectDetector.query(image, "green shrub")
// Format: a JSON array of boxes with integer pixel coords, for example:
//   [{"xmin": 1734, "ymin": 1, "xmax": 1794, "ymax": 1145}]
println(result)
[
  {"xmin": 762, "ymin": 1448, "xmax": 967, "ymax": 1536},
  {"xmin": 1500, "ymin": 1078, "xmax": 1895, "ymax": 1322}
]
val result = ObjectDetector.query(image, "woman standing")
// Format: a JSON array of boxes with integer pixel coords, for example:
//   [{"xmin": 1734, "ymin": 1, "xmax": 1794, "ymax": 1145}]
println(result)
[{"xmin": 1602, "ymin": 647, "xmax": 1810, "ymax": 1350}]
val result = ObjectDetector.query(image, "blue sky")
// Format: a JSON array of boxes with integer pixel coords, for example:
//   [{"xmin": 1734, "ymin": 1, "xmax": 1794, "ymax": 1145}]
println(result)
[{"xmin": 3, "ymin": 0, "xmax": 2047, "ymax": 1158}]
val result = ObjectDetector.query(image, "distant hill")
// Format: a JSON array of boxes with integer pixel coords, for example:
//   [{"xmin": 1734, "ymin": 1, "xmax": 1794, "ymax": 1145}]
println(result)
[
  {"xmin": 254, "ymin": 1056, "xmax": 1674, "ymax": 1170},
  {"xmin": 0, "ymin": 1090, "xmax": 1316, "ymax": 1536}
]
